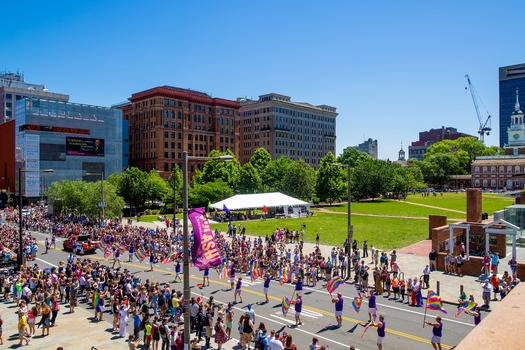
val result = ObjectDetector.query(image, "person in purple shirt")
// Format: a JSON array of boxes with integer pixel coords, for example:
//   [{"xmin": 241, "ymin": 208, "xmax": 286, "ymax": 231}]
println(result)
[
  {"xmin": 291, "ymin": 294, "xmax": 303, "ymax": 325},
  {"xmin": 203, "ymin": 268, "xmax": 210, "ymax": 287},
  {"xmin": 234, "ymin": 277, "xmax": 243, "ymax": 303},
  {"xmin": 263, "ymin": 274, "xmax": 271, "ymax": 303},
  {"xmin": 149, "ymin": 252, "xmax": 155, "ymax": 271},
  {"xmin": 294, "ymin": 276, "xmax": 303, "ymax": 296},
  {"xmin": 425, "ymin": 315, "xmax": 442, "ymax": 350},
  {"xmin": 365, "ymin": 291, "xmax": 377, "ymax": 324},
  {"xmin": 331, "ymin": 292, "xmax": 344, "ymax": 327},
  {"xmin": 465, "ymin": 306, "xmax": 482, "ymax": 326},
  {"xmin": 173, "ymin": 260, "xmax": 182, "ymax": 282},
  {"xmin": 230, "ymin": 265, "xmax": 236, "ymax": 289},
  {"xmin": 371, "ymin": 314, "xmax": 386, "ymax": 350}
]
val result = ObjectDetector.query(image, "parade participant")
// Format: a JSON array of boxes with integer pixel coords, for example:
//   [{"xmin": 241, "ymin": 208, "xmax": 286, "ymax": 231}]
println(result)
[
  {"xmin": 365, "ymin": 291, "xmax": 377, "ymax": 324},
  {"xmin": 290, "ymin": 294, "xmax": 303, "ymax": 326},
  {"xmin": 234, "ymin": 277, "xmax": 243, "ymax": 303},
  {"xmin": 465, "ymin": 306, "xmax": 482, "ymax": 326},
  {"xmin": 371, "ymin": 314, "xmax": 386, "ymax": 350},
  {"xmin": 264, "ymin": 273, "xmax": 271, "ymax": 302},
  {"xmin": 149, "ymin": 251, "xmax": 155, "ymax": 271},
  {"xmin": 230, "ymin": 264, "xmax": 236, "ymax": 290},
  {"xmin": 112, "ymin": 248, "xmax": 121, "ymax": 269},
  {"xmin": 331, "ymin": 292, "xmax": 344, "ymax": 327},
  {"xmin": 294, "ymin": 276, "xmax": 303, "ymax": 296},
  {"xmin": 174, "ymin": 259, "xmax": 182, "ymax": 283},
  {"xmin": 203, "ymin": 268, "xmax": 210, "ymax": 287},
  {"xmin": 425, "ymin": 315, "xmax": 443, "ymax": 350}
]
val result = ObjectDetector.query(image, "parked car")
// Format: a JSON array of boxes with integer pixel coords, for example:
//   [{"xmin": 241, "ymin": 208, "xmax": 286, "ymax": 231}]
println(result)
[{"xmin": 63, "ymin": 234, "xmax": 98, "ymax": 254}]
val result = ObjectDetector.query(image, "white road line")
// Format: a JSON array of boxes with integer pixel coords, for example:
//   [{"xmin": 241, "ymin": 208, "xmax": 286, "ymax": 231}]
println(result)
[
  {"xmin": 35, "ymin": 257, "xmax": 58, "ymax": 267},
  {"xmin": 299, "ymin": 285, "xmax": 474, "ymax": 327},
  {"xmin": 270, "ymin": 314, "xmax": 295, "ymax": 323}
]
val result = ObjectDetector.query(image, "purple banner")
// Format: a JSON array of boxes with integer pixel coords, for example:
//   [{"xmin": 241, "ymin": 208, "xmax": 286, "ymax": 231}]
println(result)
[{"xmin": 189, "ymin": 207, "xmax": 222, "ymax": 270}]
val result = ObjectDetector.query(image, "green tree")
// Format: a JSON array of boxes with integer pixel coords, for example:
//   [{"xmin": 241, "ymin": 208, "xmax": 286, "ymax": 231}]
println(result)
[
  {"xmin": 164, "ymin": 166, "xmax": 183, "ymax": 212},
  {"xmin": 315, "ymin": 152, "xmax": 346, "ymax": 203},
  {"xmin": 282, "ymin": 159, "xmax": 316, "ymax": 201},
  {"xmin": 200, "ymin": 149, "xmax": 241, "ymax": 191},
  {"xmin": 352, "ymin": 158, "xmax": 394, "ymax": 199},
  {"xmin": 337, "ymin": 147, "xmax": 371, "ymax": 167},
  {"xmin": 421, "ymin": 153, "xmax": 461, "ymax": 186},
  {"xmin": 188, "ymin": 180, "xmax": 233, "ymax": 208},
  {"xmin": 238, "ymin": 162, "xmax": 262, "ymax": 194},
  {"xmin": 249, "ymin": 148, "xmax": 272, "ymax": 175},
  {"xmin": 261, "ymin": 157, "xmax": 293, "ymax": 193},
  {"xmin": 117, "ymin": 167, "xmax": 149, "ymax": 209},
  {"xmin": 146, "ymin": 170, "xmax": 169, "ymax": 204}
]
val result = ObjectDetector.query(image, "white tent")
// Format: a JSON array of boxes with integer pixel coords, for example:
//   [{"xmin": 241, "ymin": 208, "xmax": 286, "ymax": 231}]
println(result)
[{"xmin": 211, "ymin": 192, "xmax": 310, "ymax": 218}]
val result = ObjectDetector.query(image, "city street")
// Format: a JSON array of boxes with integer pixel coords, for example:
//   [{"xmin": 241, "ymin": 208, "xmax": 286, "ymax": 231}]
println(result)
[{"xmin": 27, "ymin": 229, "xmax": 475, "ymax": 350}]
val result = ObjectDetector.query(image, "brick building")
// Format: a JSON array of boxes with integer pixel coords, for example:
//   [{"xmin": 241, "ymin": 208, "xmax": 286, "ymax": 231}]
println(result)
[
  {"xmin": 408, "ymin": 126, "xmax": 476, "ymax": 160},
  {"xmin": 119, "ymin": 86, "xmax": 240, "ymax": 177}
]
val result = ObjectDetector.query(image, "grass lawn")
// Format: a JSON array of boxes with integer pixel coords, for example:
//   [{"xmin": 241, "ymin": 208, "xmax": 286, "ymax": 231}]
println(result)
[
  {"xmin": 209, "ymin": 211, "xmax": 428, "ymax": 251},
  {"xmin": 404, "ymin": 192, "xmax": 515, "ymax": 215},
  {"xmin": 323, "ymin": 200, "xmax": 465, "ymax": 219}
]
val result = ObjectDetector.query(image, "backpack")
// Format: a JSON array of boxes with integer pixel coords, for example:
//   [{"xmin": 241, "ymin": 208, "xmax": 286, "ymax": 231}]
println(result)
[{"xmin": 159, "ymin": 324, "xmax": 167, "ymax": 336}]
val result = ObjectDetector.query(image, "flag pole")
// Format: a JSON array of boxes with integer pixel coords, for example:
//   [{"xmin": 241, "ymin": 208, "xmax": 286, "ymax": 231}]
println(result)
[{"xmin": 423, "ymin": 289, "xmax": 429, "ymax": 328}]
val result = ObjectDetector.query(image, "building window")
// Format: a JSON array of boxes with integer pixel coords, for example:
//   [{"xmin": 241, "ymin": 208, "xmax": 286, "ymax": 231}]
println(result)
[
  {"xmin": 491, "ymin": 166, "xmax": 496, "ymax": 174},
  {"xmin": 164, "ymin": 110, "xmax": 168, "ymax": 118},
  {"xmin": 516, "ymin": 166, "xmax": 521, "ymax": 173},
  {"xmin": 164, "ymin": 163, "xmax": 169, "ymax": 171},
  {"xmin": 499, "ymin": 166, "xmax": 504, "ymax": 173},
  {"xmin": 482, "ymin": 167, "xmax": 487, "ymax": 174},
  {"xmin": 508, "ymin": 166, "xmax": 513, "ymax": 173},
  {"xmin": 171, "ymin": 111, "xmax": 175, "ymax": 118}
]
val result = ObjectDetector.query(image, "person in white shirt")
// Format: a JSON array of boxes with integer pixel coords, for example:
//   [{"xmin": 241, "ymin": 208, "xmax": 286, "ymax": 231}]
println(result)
[{"xmin": 267, "ymin": 330, "xmax": 284, "ymax": 350}]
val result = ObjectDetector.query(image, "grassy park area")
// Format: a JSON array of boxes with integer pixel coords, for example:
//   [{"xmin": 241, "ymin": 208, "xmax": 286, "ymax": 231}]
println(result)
[{"xmin": 133, "ymin": 192, "xmax": 516, "ymax": 252}]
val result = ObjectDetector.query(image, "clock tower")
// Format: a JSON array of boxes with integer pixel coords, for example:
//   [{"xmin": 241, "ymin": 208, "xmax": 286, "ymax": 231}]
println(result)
[{"xmin": 507, "ymin": 88, "xmax": 525, "ymax": 147}]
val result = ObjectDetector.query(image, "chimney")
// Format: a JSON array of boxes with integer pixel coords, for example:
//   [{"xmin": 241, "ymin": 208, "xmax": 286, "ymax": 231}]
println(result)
[{"xmin": 466, "ymin": 188, "xmax": 482, "ymax": 223}]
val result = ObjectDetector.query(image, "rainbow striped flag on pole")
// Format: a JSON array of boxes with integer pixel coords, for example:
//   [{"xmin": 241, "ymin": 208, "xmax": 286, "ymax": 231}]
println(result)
[
  {"xmin": 135, "ymin": 247, "xmax": 147, "ymax": 262},
  {"xmin": 326, "ymin": 276, "xmax": 344, "ymax": 295},
  {"xmin": 250, "ymin": 260, "xmax": 261, "ymax": 282},
  {"xmin": 352, "ymin": 292, "xmax": 362, "ymax": 313},
  {"xmin": 217, "ymin": 262, "xmax": 230, "ymax": 279},
  {"xmin": 282, "ymin": 296, "xmax": 291, "ymax": 318},
  {"xmin": 114, "ymin": 242, "xmax": 128, "ymax": 252},
  {"xmin": 93, "ymin": 290, "xmax": 100, "ymax": 309},
  {"xmin": 454, "ymin": 300, "xmax": 477, "ymax": 318},
  {"xmin": 426, "ymin": 290, "xmax": 448, "ymax": 314}
]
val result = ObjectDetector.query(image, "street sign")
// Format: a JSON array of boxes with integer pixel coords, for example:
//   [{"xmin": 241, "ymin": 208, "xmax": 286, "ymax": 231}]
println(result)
[{"xmin": 98, "ymin": 201, "xmax": 107, "ymax": 208}]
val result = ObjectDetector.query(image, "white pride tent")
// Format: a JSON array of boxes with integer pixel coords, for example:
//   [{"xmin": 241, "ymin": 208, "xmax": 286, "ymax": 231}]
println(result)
[{"xmin": 210, "ymin": 192, "xmax": 310, "ymax": 218}]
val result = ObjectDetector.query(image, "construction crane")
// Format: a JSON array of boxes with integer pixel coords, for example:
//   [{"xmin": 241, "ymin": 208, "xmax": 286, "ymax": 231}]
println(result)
[{"xmin": 465, "ymin": 74, "xmax": 492, "ymax": 142}]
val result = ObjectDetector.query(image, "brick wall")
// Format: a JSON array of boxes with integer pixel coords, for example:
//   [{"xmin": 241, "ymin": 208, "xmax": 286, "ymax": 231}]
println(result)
[{"xmin": 428, "ymin": 215, "xmax": 447, "ymax": 239}]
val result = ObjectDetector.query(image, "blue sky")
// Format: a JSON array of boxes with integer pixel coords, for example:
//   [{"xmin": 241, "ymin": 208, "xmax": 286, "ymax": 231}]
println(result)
[{"xmin": 2, "ymin": 1, "xmax": 522, "ymax": 160}]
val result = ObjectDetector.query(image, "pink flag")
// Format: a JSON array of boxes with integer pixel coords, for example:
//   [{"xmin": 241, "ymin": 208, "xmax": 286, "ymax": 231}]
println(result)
[{"xmin": 189, "ymin": 207, "xmax": 222, "ymax": 270}]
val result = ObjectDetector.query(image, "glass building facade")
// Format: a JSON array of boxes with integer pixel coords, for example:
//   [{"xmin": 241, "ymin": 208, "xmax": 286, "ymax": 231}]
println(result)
[
  {"xmin": 499, "ymin": 64, "xmax": 525, "ymax": 147},
  {"xmin": 15, "ymin": 98, "xmax": 123, "ymax": 198}
]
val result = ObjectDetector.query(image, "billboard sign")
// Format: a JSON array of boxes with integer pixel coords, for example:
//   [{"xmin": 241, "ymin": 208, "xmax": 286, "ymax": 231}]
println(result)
[{"xmin": 66, "ymin": 137, "xmax": 104, "ymax": 157}]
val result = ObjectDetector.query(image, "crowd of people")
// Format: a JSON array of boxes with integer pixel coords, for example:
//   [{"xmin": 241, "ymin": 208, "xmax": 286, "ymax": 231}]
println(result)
[{"xmin": 0, "ymin": 204, "xmax": 522, "ymax": 350}]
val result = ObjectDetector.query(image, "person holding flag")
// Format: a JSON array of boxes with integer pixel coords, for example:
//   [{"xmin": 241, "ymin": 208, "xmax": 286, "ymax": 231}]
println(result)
[
  {"xmin": 230, "ymin": 264, "xmax": 236, "ymax": 290},
  {"xmin": 465, "ymin": 306, "xmax": 482, "ymax": 326},
  {"xmin": 173, "ymin": 259, "xmax": 182, "ymax": 283},
  {"xmin": 203, "ymin": 268, "xmax": 210, "ymax": 287},
  {"xmin": 424, "ymin": 315, "xmax": 443, "ymax": 350},
  {"xmin": 294, "ymin": 275, "xmax": 303, "ymax": 296},
  {"xmin": 263, "ymin": 273, "xmax": 271, "ymax": 303},
  {"xmin": 234, "ymin": 277, "xmax": 243, "ymax": 304},
  {"xmin": 370, "ymin": 314, "xmax": 386, "ymax": 350},
  {"xmin": 331, "ymin": 292, "xmax": 344, "ymax": 327},
  {"xmin": 290, "ymin": 294, "xmax": 303, "ymax": 326},
  {"xmin": 364, "ymin": 290, "xmax": 378, "ymax": 324}
]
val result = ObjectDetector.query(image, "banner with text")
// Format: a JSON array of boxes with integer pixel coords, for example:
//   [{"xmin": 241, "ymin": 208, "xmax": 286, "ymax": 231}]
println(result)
[
  {"xmin": 189, "ymin": 207, "xmax": 222, "ymax": 270},
  {"xmin": 66, "ymin": 137, "xmax": 104, "ymax": 157}
]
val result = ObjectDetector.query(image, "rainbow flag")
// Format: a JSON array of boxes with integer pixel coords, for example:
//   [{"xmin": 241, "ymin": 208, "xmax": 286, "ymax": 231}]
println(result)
[
  {"xmin": 93, "ymin": 290, "xmax": 99, "ymax": 309},
  {"xmin": 326, "ymin": 276, "xmax": 344, "ymax": 295},
  {"xmin": 250, "ymin": 261, "xmax": 261, "ymax": 282},
  {"xmin": 352, "ymin": 292, "xmax": 362, "ymax": 313},
  {"xmin": 360, "ymin": 323, "xmax": 371, "ymax": 339},
  {"xmin": 97, "ymin": 241, "xmax": 110, "ymax": 251},
  {"xmin": 114, "ymin": 242, "xmax": 128, "ymax": 252},
  {"xmin": 279, "ymin": 265, "xmax": 290, "ymax": 285},
  {"xmin": 217, "ymin": 262, "xmax": 230, "ymax": 280},
  {"xmin": 135, "ymin": 247, "xmax": 147, "ymax": 262},
  {"xmin": 282, "ymin": 296, "xmax": 291, "ymax": 318},
  {"xmin": 161, "ymin": 245, "xmax": 176, "ymax": 264},
  {"xmin": 104, "ymin": 249, "xmax": 112, "ymax": 259},
  {"xmin": 454, "ymin": 300, "xmax": 477, "ymax": 318},
  {"xmin": 426, "ymin": 290, "xmax": 448, "ymax": 314}
]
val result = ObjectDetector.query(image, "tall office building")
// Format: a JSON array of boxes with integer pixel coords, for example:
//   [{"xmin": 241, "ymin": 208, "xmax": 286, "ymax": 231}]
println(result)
[
  {"xmin": 238, "ymin": 93, "xmax": 337, "ymax": 168},
  {"xmin": 350, "ymin": 138, "xmax": 378, "ymax": 159},
  {"xmin": 0, "ymin": 71, "xmax": 69, "ymax": 123},
  {"xmin": 500, "ymin": 64, "xmax": 525, "ymax": 147},
  {"xmin": 119, "ymin": 86, "xmax": 240, "ymax": 177}
]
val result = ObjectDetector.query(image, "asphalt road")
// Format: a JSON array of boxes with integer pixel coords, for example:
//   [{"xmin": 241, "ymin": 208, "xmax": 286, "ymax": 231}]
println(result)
[{"xmin": 29, "ymin": 230, "xmax": 475, "ymax": 350}]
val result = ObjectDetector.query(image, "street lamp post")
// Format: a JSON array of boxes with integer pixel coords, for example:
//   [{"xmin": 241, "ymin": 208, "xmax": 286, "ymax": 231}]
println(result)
[
  {"xmin": 182, "ymin": 151, "xmax": 232, "ymax": 349},
  {"xmin": 86, "ymin": 172, "xmax": 105, "ymax": 226},
  {"xmin": 332, "ymin": 163, "xmax": 352, "ymax": 279},
  {"xmin": 18, "ymin": 168, "xmax": 53, "ymax": 269}
]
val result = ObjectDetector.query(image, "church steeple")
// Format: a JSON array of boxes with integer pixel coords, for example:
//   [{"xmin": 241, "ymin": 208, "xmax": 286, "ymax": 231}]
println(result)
[
  {"xmin": 515, "ymin": 88, "xmax": 521, "ymax": 113},
  {"xmin": 398, "ymin": 142, "xmax": 406, "ymax": 161}
]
